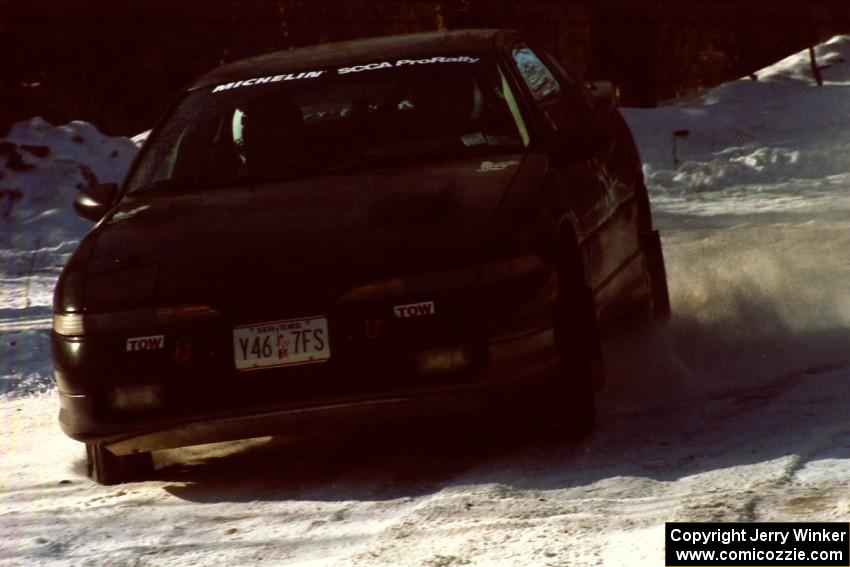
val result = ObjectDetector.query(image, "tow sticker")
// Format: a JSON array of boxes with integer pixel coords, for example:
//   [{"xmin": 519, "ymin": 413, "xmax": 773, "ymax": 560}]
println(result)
[
  {"xmin": 394, "ymin": 301, "xmax": 436, "ymax": 319},
  {"xmin": 126, "ymin": 335, "xmax": 165, "ymax": 352}
]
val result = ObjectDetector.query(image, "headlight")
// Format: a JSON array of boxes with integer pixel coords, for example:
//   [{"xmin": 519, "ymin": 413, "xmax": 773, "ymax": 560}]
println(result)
[
  {"xmin": 339, "ymin": 255, "xmax": 545, "ymax": 303},
  {"xmin": 53, "ymin": 304, "xmax": 219, "ymax": 336},
  {"xmin": 52, "ymin": 313, "xmax": 85, "ymax": 336}
]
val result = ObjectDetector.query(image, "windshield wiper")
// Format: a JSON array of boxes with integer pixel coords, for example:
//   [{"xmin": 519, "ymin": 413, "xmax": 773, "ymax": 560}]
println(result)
[
  {"xmin": 130, "ymin": 177, "xmax": 204, "ymax": 195},
  {"xmin": 207, "ymin": 174, "xmax": 295, "ymax": 188},
  {"xmin": 130, "ymin": 174, "xmax": 296, "ymax": 195},
  {"xmin": 315, "ymin": 151, "xmax": 431, "ymax": 175},
  {"xmin": 316, "ymin": 159, "xmax": 377, "ymax": 175}
]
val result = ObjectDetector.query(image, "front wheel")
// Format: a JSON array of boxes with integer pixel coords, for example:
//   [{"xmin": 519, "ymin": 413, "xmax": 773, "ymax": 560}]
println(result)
[
  {"xmin": 538, "ymin": 243, "xmax": 602, "ymax": 440},
  {"xmin": 86, "ymin": 443, "xmax": 153, "ymax": 485}
]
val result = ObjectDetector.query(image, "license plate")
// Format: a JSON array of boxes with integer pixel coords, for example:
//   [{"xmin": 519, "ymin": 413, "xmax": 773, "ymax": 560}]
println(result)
[{"xmin": 233, "ymin": 316, "xmax": 330, "ymax": 371}]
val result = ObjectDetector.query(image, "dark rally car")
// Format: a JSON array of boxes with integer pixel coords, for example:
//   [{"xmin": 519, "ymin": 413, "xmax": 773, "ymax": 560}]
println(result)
[{"xmin": 53, "ymin": 29, "xmax": 670, "ymax": 484}]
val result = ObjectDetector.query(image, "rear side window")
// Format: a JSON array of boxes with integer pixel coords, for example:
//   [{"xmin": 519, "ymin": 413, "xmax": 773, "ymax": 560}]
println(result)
[{"xmin": 511, "ymin": 43, "xmax": 574, "ymax": 134}]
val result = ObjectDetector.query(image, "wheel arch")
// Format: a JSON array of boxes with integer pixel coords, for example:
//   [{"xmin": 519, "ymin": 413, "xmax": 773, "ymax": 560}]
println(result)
[
  {"xmin": 554, "ymin": 216, "xmax": 586, "ymax": 286},
  {"xmin": 554, "ymin": 216, "xmax": 605, "ymax": 390}
]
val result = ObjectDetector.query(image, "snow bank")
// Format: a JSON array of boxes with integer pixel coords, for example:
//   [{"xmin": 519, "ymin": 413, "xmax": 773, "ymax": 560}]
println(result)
[
  {"xmin": 0, "ymin": 119, "xmax": 139, "ymax": 396},
  {"xmin": 0, "ymin": 117, "xmax": 138, "ymax": 251},
  {"xmin": 757, "ymin": 35, "xmax": 850, "ymax": 85},
  {"xmin": 623, "ymin": 35, "xmax": 850, "ymax": 212}
]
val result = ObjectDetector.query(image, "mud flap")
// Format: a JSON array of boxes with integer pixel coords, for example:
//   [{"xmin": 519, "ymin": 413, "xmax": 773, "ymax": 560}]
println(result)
[{"xmin": 641, "ymin": 230, "xmax": 671, "ymax": 320}]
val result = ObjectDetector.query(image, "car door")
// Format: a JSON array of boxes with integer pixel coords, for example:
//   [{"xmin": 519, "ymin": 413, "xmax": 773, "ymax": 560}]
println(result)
[
  {"xmin": 543, "ymin": 49, "xmax": 646, "ymax": 316},
  {"xmin": 508, "ymin": 42, "xmax": 633, "ymax": 315}
]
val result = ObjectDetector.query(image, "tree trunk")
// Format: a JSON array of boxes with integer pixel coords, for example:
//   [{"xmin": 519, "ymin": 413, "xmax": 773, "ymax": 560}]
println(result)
[
  {"xmin": 809, "ymin": 46, "xmax": 823, "ymax": 86},
  {"xmin": 588, "ymin": 0, "xmax": 661, "ymax": 107}
]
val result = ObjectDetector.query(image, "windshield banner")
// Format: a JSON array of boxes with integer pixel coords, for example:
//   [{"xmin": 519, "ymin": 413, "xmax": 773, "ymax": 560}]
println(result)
[{"xmin": 211, "ymin": 56, "xmax": 480, "ymax": 93}]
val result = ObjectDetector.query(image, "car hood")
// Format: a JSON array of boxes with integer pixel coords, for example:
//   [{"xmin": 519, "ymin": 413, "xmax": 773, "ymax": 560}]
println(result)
[{"xmin": 81, "ymin": 154, "xmax": 527, "ymax": 314}]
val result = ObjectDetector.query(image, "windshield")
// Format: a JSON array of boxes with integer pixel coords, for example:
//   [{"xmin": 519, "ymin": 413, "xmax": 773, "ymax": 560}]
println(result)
[{"xmin": 126, "ymin": 55, "xmax": 529, "ymax": 194}]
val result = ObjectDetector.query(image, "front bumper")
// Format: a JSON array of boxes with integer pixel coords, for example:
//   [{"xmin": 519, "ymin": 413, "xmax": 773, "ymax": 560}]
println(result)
[
  {"xmin": 54, "ymin": 256, "xmax": 561, "ymax": 452},
  {"xmin": 59, "ymin": 328, "xmax": 558, "ymax": 454}
]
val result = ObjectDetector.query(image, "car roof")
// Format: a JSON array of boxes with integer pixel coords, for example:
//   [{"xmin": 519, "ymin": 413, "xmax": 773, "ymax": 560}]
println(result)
[{"xmin": 191, "ymin": 29, "xmax": 516, "ymax": 90}]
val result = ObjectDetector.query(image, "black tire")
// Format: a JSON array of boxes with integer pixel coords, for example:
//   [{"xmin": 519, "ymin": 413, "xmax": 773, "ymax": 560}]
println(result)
[
  {"xmin": 538, "ymin": 235, "xmax": 601, "ymax": 440},
  {"xmin": 86, "ymin": 443, "xmax": 153, "ymax": 485}
]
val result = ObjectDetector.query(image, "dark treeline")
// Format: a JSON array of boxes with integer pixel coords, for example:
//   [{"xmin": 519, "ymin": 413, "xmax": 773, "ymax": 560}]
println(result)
[{"xmin": 1, "ymin": 0, "xmax": 848, "ymax": 136}]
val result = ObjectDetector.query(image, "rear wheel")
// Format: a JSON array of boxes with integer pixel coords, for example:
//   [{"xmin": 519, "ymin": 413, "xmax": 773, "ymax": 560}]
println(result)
[
  {"xmin": 86, "ymin": 443, "xmax": 153, "ymax": 485},
  {"xmin": 538, "ymin": 235, "xmax": 601, "ymax": 440}
]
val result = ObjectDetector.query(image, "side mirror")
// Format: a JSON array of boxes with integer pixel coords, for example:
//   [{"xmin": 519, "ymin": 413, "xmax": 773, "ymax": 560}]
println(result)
[
  {"xmin": 585, "ymin": 80, "xmax": 620, "ymax": 106},
  {"xmin": 73, "ymin": 182, "xmax": 118, "ymax": 222}
]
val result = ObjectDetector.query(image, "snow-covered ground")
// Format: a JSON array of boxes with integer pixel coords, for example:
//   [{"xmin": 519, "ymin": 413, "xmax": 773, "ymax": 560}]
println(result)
[{"xmin": 2, "ymin": 38, "xmax": 849, "ymax": 566}]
